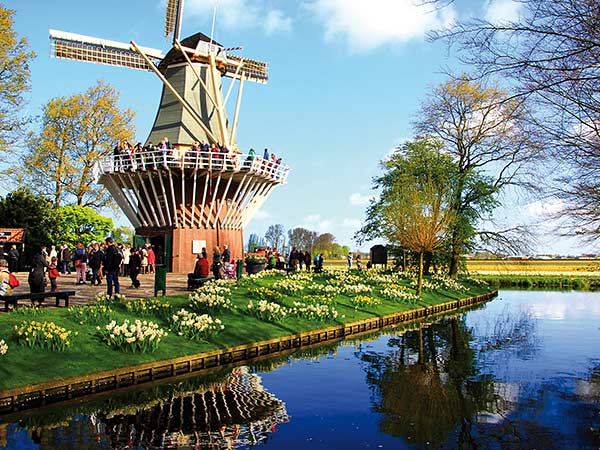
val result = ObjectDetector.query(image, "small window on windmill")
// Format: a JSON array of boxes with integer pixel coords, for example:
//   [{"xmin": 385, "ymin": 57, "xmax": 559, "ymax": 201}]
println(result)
[{"xmin": 370, "ymin": 245, "xmax": 388, "ymax": 267}]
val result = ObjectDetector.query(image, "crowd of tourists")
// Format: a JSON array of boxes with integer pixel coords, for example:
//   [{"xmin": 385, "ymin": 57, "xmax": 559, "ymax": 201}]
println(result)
[{"xmin": 111, "ymin": 137, "xmax": 283, "ymax": 177}]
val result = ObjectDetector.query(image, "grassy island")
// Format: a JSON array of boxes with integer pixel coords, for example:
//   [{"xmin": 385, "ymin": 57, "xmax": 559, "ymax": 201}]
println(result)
[{"xmin": 0, "ymin": 269, "xmax": 493, "ymax": 393}]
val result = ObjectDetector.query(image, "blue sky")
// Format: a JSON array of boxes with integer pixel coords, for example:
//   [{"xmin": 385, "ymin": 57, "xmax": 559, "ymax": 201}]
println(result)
[{"xmin": 6, "ymin": 0, "xmax": 594, "ymax": 255}]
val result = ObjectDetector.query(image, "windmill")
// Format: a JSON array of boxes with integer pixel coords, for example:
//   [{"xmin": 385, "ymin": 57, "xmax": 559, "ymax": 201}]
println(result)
[{"xmin": 49, "ymin": 0, "xmax": 290, "ymax": 272}]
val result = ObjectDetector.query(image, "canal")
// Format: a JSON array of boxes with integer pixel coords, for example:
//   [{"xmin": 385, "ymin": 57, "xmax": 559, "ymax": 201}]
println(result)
[{"xmin": 1, "ymin": 290, "xmax": 599, "ymax": 449}]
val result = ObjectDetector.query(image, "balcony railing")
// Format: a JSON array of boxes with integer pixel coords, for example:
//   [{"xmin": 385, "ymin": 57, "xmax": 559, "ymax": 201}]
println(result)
[{"xmin": 95, "ymin": 150, "xmax": 290, "ymax": 184}]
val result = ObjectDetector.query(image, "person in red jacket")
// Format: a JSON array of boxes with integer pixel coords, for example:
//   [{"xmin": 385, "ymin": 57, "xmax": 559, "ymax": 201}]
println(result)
[{"xmin": 48, "ymin": 256, "xmax": 60, "ymax": 292}]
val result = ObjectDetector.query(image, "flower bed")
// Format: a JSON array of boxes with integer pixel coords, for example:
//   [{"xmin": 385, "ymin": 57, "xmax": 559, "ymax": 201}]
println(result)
[
  {"xmin": 125, "ymin": 298, "xmax": 173, "ymax": 318},
  {"xmin": 247, "ymin": 300, "xmax": 288, "ymax": 322},
  {"xmin": 14, "ymin": 321, "xmax": 76, "ymax": 351},
  {"xmin": 96, "ymin": 319, "xmax": 167, "ymax": 353},
  {"xmin": 272, "ymin": 280, "xmax": 306, "ymax": 295},
  {"xmin": 290, "ymin": 302, "xmax": 339, "ymax": 321},
  {"xmin": 350, "ymin": 295, "xmax": 382, "ymax": 309},
  {"xmin": 68, "ymin": 304, "xmax": 113, "ymax": 325},
  {"xmin": 189, "ymin": 291, "xmax": 234, "ymax": 312},
  {"xmin": 170, "ymin": 309, "xmax": 224, "ymax": 341},
  {"xmin": 247, "ymin": 287, "xmax": 284, "ymax": 302}
]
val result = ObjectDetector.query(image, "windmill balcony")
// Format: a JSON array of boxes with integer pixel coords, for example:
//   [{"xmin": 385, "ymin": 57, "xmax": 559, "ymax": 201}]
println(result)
[{"xmin": 94, "ymin": 150, "xmax": 290, "ymax": 184}]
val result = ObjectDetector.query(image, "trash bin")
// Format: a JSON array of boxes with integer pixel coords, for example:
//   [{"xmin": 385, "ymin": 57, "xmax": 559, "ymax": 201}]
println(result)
[
  {"xmin": 154, "ymin": 264, "xmax": 167, "ymax": 297},
  {"xmin": 236, "ymin": 258, "xmax": 243, "ymax": 280}
]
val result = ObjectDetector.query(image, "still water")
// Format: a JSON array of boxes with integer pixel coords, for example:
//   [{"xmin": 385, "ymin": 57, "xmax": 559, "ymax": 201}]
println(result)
[{"xmin": 1, "ymin": 290, "xmax": 599, "ymax": 449}]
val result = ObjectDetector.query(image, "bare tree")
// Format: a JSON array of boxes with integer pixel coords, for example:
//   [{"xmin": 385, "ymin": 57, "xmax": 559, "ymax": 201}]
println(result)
[{"xmin": 431, "ymin": 0, "xmax": 600, "ymax": 239}]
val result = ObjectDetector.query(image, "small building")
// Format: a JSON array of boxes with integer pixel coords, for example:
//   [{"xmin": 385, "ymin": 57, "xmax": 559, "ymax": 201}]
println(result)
[
  {"xmin": 0, "ymin": 228, "xmax": 25, "ymax": 270},
  {"xmin": 370, "ymin": 245, "xmax": 388, "ymax": 267}
]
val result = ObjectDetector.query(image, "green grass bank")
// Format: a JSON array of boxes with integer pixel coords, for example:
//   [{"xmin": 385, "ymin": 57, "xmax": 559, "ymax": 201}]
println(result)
[{"xmin": 0, "ymin": 269, "xmax": 493, "ymax": 392}]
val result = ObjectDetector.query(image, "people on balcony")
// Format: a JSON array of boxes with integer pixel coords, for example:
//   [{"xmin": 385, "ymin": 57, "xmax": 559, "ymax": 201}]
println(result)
[{"xmin": 108, "ymin": 139, "xmax": 284, "ymax": 177}]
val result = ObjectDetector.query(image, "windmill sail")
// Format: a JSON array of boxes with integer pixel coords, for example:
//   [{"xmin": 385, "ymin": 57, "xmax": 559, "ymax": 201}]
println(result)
[
  {"xmin": 49, "ymin": 29, "xmax": 164, "ymax": 71},
  {"xmin": 165, "ymin": 0, "xmax": 184, "ymax": 42}
]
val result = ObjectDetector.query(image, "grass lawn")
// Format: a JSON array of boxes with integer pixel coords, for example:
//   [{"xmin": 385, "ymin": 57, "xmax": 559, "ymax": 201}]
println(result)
[{"xmin": 0, "ymin": 269, "xmax": 492, "ymax": 392}]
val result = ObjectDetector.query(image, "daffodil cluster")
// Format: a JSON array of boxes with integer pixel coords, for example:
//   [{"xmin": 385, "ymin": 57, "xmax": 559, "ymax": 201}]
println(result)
[
  {"xmin": 364, "ymin": 271, "xmax": 407, "ymax": 285},
  {"xmin": 290, "ymin": 302, "xmax": 338, "ymax": 322},
  {"xmin": 247, "ymin": 300, "xmax": 288, "ymax": 322},
  {"xmin": 126, "ymin": 298, "xmax": 173, "ymax": 318},
  {"xmin": 301, "ymin": 293, "xmax": 335, "ymax": 304},
  {"xmin": 96, "ymin": 319, "xmax": 167, "ymax": 353},
  {"xmin": 272, "ymin": 280, "xmax": 306, "ymax": 295},
  {"xmin": 68, "ymin": 304, "xmax": 113, "ymax": 325},
  {"xmin": 410, "ymin": 279, "xmax": 441, "ymax": 291},
  {"xmin": 189, "ymin": 291, "xmax": 234, "ymax": 312},
  {"xmin": 288, "ymin": 271, "xmax": 314, "ymax": 282},
  {"xmin": 0, "ymin": 339, "xmax": 7, "ymax": 356},
  {"xmin": 170, "ymin": 308, "xmax": 224, "ymax": 341},
  {"xmin": 380, "ymin": 287, "xmax": 419, "ymax": 303},
  {"xmin": 463, "ymin": 277, "xmax": 489, "ymax": 286},
  {"xmin": 339, "ymin": 283, "xmax": 372, "ymax": 296},
  {"xmin": 194, "ymin": 282, "xmax": 232, "ymax": 297},
  {"xmin": 351, "ymin": 295, "xmax": 382, "ymax": 309},
  {"xmin": 308, "ymin": 283, "xmax": 341, "ymax": 296},
  {"xmin": 14, "ymin": 320, "xmax": 76, "ymax": 351},
  {"xmin": 431, "ymin": 274, "xmax": 466, "ymax": 291},
  {"xmin": 247, "ymin": 287, "xmax": 283, "ymax": 302}
]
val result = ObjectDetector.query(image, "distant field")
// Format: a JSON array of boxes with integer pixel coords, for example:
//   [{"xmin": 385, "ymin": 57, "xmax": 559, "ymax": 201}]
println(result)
[
  {"xmin": 466, "ymin": 259, "xmax": 600, "ymax": 275},
  {"xmin": 323, "ymin": 258, "xmax": 600, "ymax": 276}
]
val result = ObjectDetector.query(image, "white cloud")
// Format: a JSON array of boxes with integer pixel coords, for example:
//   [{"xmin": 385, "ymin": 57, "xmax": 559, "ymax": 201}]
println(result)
[
  {"xmin": 304, "ymin": 0, "xmax": 456, "ymax": 51},
  {"xmin": 484, "ymin": 0, "xmax": 522, "ymax": 24},
  {"xmin": 265, "ymin": 9, "xmax": 292, "ymax": 35},
  {"xmin": 349, "ymin": 192, "xmax": 374, "ymax": 206},
  {"xmin": 185, "ymin": 0, "xmax": 292, "ymax": 34},
  {"xmin": 253, "ymin": 208, "xmax": 271, "ymax": 220},
  {"xmin": 341, "ymin": 218, "xmax": 362, "ymax": 228},
  {"xmin": 525, "ymin": 199, "xmax": 564, "ymax": 218},
  {"xmin": 300, "ymin": 213, "xmax": 333, "ymax": 233}
]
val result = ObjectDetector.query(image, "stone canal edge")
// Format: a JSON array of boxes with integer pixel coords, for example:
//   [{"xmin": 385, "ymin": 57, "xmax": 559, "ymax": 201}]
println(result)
[{"xmin": 0, "ymin": 290, "xmax": 498, "ymax": 413}]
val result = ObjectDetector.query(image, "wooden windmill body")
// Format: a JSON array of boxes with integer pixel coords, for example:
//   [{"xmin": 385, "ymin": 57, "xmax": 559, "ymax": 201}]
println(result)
[{"xmin": 49, "ymin": 0, "xmax": 289, "ymax": 272}]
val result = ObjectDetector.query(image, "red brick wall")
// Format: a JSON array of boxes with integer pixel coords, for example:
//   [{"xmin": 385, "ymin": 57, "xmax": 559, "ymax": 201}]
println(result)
[{"xmin": 171, "ymin": 228, "xmax": 244, "ymax": 273}]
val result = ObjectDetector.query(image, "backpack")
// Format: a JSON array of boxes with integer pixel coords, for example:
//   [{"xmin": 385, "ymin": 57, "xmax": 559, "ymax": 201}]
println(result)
[{"xmin": 8, "ymin": 273, "xmax": 19, "ymax": 288}]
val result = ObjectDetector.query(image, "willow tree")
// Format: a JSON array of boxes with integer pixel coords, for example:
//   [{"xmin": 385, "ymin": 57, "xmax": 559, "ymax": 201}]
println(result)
[
  {"xmin": 0, "ymin": 5, "xmax": 35, "ymax": 152},
  {"xmin": 21, "ymin": 80, "xmax": 135, "ymax": 208}
]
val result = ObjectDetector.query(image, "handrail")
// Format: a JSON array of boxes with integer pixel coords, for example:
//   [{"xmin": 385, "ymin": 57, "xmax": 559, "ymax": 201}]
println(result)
[{"xmin": 96, "ymin": 150, "xmax": 290, "ymax": 184}]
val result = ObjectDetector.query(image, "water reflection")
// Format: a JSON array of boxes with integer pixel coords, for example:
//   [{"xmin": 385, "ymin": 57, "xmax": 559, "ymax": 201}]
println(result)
[
  {"xmin": 0, "ymin": 367, "xmax": 288, "ymax": 449},
  {"xmin": 1, "ymin": 291, "xmax": 599, "ymax": 449}
]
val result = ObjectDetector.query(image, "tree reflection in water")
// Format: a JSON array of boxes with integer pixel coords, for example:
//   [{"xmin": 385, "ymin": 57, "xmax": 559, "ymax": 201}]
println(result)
[{"xmin": 357, "ymin": 311, "xmax": 559, "ymax": 449}]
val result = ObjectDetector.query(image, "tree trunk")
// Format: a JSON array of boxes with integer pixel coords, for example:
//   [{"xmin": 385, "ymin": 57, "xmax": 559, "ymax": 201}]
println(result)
[{"xmin": 417, "ymin": 251, "xmax": 424, "ymax": 296}]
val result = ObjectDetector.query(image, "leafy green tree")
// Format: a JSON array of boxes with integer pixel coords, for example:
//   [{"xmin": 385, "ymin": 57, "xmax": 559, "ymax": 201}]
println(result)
[
  {"xmin": 55, "ymin": 205, "xmax": 113, "ymax": 248},
  {"xmin": 20, "ymin": 80, "xmax": 135, "ymax": 208},
  {"xmin": 415, "ymin": 77, "xmax": 537, "ymax": 277},
  {"xmin": 0, "ymin": 190, "xmax": 59, "ymax": 255},
  {"xmin": 111, "ymin": 225, "xmax": 134, "ymax": 245},
  {"xmin": 313, "ymin": 232, "xmax": 336, "ymax": 258},
  {"xmin": 0, "ymin": 6, "xmax": 35, "ymax": 152}
]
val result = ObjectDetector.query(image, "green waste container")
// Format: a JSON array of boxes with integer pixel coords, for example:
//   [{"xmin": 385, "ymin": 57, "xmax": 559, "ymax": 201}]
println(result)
[
  {"xmin": 154, "ymin": 264, "xmax": 167, "ymax": 296},
  {"xmin": 236, "ymin": 258, "xmax": 243, "ymax": 280}
]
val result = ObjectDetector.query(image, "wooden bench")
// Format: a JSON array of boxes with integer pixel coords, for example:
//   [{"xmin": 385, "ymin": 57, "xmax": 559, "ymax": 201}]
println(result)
[
  {"xmin": 1, "ymin": 290, "xmax": 76, "ymax": 312},
  {"xmin": 187, "ymin": 275, "xmax": 214, "ymax": 291}
]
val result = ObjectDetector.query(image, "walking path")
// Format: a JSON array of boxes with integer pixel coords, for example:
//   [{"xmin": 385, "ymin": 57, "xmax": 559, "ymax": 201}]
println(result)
[{"xmin": 6, "ymin": 271, "xmax": 190, "ymax": 307}]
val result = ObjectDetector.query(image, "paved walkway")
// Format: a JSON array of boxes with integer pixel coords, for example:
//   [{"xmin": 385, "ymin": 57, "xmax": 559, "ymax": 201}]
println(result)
[{"xmin": 6, "ymin": 271, "xmax": 192, "ymax": 308}]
